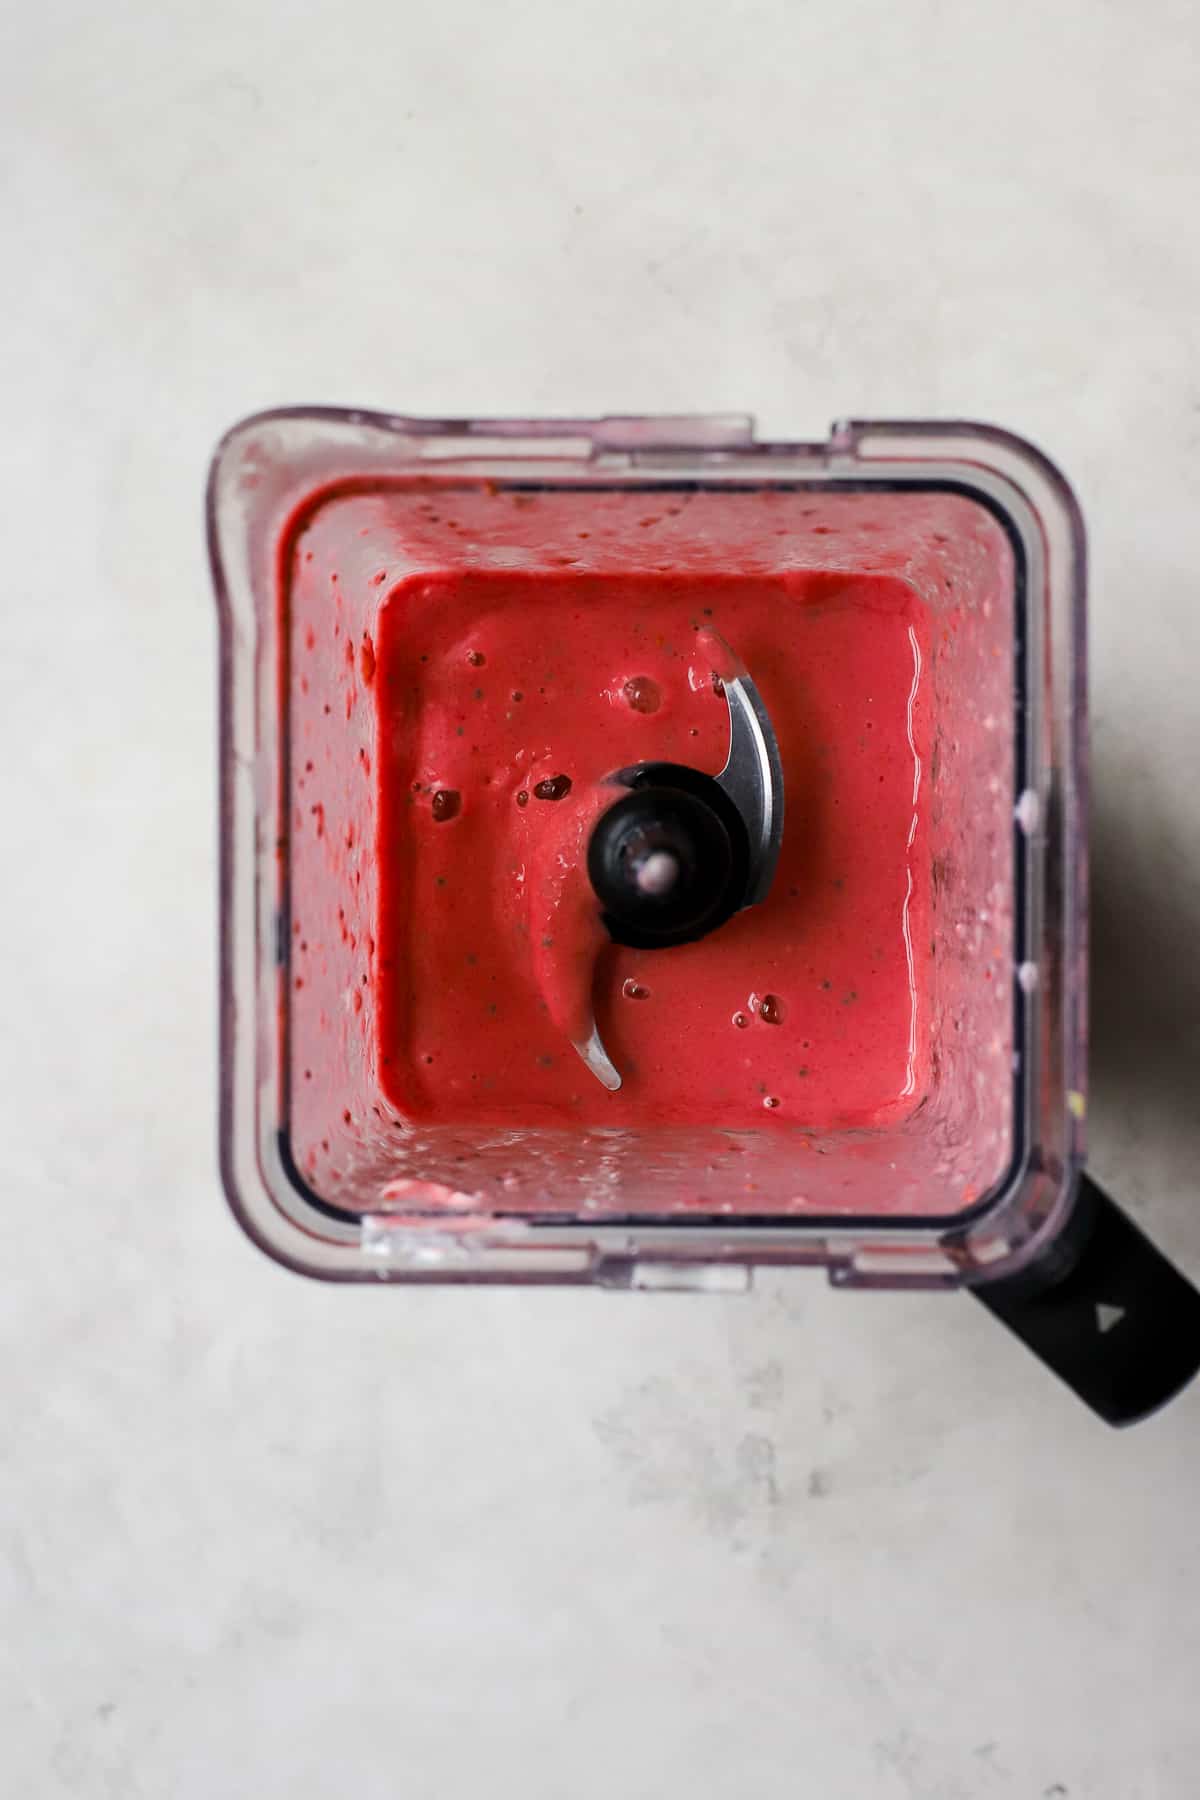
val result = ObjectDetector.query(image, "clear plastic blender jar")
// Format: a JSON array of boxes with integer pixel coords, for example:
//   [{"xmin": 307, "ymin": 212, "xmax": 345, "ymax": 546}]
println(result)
[{"xmin": 210, "ymin": 410, "xmax": 1200, "ymax": 1425}]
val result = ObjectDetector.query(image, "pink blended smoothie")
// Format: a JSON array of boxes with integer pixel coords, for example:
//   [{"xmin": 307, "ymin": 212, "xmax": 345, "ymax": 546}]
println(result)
[{"xmin": 282, "ymin": 484, "xmax": 1015, "ymax": 1218}]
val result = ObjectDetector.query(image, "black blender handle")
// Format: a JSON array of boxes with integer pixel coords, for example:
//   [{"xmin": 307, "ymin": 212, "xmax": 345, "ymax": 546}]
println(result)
[{"xmin": 971, "ymin": 1174, "xmax": 1200, "ymax": 1426}]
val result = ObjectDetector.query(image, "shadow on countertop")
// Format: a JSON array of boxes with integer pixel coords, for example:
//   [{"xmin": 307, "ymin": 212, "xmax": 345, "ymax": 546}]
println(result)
[{"xmin": 1087, "ymin": 733, "xmax": 1200, "ymax": 1245}]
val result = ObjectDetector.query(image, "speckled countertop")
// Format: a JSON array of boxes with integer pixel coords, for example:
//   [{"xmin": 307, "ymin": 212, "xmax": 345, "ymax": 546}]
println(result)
[{"xmin": 4, "ymin": 2, "xmax": 1199, "ymax": 1794}]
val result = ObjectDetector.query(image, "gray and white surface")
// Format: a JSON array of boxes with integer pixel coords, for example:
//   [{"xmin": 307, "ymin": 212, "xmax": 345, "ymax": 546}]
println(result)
[{"xmin": 4, "ymin": 2, "xmax": 1200, "ymax": 1793}]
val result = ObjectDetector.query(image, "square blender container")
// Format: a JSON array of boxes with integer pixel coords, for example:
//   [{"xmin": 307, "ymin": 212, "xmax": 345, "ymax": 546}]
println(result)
[{"xmin": 210, "ymin": 410, "xmax": 1200, "ymax": 1423}]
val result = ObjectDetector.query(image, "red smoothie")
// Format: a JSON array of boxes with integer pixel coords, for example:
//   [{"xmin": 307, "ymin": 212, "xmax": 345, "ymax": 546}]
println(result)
[
  {"xmin": 283, "ymin": 485, "xmax": 1014, "ymax": 1218},
  {"xmin": 374, "ymin": 566, "xmax": 928, "ymax": 1128}
]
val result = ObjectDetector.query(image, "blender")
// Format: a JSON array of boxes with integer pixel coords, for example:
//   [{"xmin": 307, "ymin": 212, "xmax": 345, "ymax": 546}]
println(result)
[{"xmin": 209, "ymin": 409, "xmax": 1200, "ymax": 1425}]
